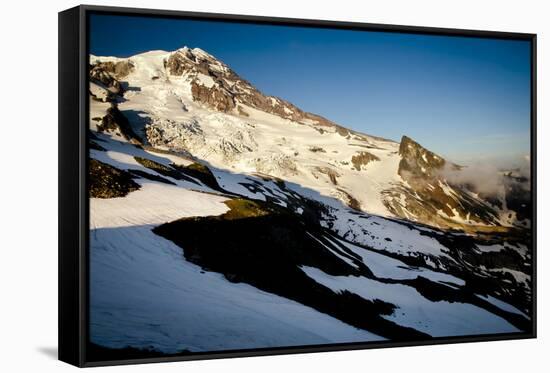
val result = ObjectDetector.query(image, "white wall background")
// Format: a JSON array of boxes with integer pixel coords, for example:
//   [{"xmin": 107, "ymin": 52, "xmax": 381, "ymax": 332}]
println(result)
[{"xmin": 0, "ymin": 0, "xmax": 546, "ymax": 371}]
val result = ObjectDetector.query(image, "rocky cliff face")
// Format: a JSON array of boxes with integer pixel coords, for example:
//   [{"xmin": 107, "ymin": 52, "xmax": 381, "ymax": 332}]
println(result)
[
  {"xmin": 165, "ymin": 48, "xmax": 352, "ymax": 135},
  {"xmin": 398, "ymin": 135, "xmax": 447, "ymax": 179},
  {"xmin": 381, "ymin": 136, "xmax": 503, "ymax": 229},
  {"xmin": 90, "ymin": 60, "xmax": 135, "ymax": 97}
]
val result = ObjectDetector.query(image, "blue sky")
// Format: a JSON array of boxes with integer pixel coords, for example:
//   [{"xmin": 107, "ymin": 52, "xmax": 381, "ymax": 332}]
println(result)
[{"xmin": 90, "ymin": 14, "xmax": 531, "ymax": 166}]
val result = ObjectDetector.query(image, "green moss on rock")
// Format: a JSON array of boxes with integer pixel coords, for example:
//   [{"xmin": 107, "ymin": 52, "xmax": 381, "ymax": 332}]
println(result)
[
  {"xmin": 134, "ymin": 156, "xmax": 174, "ymax": 174},
  {"xmin": 222, "ymin": 199, "xmax": 271, "ymax": 220},
  {"xmin": 173, "ymin": 162, "xmax": 221, "ymax": 191}
]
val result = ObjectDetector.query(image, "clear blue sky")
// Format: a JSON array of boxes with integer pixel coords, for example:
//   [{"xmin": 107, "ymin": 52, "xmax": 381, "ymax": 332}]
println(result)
[{"xmin": 90, "ymin": 14, "xmax": 531, "ymax": 166}]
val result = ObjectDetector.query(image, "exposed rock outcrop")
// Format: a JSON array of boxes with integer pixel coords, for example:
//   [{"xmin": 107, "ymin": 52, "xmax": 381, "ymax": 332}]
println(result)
[
  {"xmin": 190, "ymin": 82, "xmax": 235, "ymax": 112},
  {"xmin": 163, "ymin": 48, "xmax": 362, "ymax": 137},
  {"xmin": 398, "ymin": 135, "xmax": 447, "ymax": 179},
  {"xmin": 351, "ymin": 151, "xmax": 380, "ymax": 171},
  {"xmin": 383, "ymin": 136, "xmax": 499, "ymax": 228},
  {"xmin": 89, "ymin": 159, "xmax": 140, "ymax": 198},
  {"xmin": 98, "ymin": 104, "xmax": 141, "ymax": 144}
]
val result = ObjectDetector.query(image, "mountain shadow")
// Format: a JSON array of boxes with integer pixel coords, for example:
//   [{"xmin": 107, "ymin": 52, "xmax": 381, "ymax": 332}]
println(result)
[{"xmin": 153, "ymin": 198, "xmax": 428, "ymax": 341}]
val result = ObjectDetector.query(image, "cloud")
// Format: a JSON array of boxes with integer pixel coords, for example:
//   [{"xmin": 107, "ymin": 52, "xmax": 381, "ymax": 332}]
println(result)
[
  {"xmin": 438, "ymin": 156, "xmax": 530, "ymax": 197},
  {"xmin": 439, "ymin": 163, "xmax": 502, "ymax": 196}
]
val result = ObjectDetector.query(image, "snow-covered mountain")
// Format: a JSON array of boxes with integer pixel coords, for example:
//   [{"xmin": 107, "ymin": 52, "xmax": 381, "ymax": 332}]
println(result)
[
  {"xmin": 87, "ymin": 47, "xmax": 532, "ymax": 358},
  {"xmin": 90, "ymin": 47, "xmax": 528, "ymax": 231}
]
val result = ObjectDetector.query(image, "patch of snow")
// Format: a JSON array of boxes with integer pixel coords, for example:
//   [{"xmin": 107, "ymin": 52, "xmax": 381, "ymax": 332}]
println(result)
[
  {"xmin": 300, "ymin": 266, "xmax": 520, "ymax": 337},
  {"xmin": 196, "ymin": 73, "xmax": 215, "ymax": 88},
  {"xmin": 333, "ymin": 237, "xmax": 464, "ymax": 286},
  {"xmin": 475, "ymin": 294, "xmax": 529, "ymax": 319}
]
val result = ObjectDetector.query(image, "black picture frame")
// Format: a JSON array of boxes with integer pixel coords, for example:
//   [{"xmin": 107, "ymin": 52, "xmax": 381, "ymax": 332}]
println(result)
[{"xmin": 59, "ymin": 4, "xmax": 537, "ymax": 367}]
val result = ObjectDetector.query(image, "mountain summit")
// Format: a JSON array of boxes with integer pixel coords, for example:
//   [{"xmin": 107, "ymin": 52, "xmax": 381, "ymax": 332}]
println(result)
[{"xmin": 89, "ymin": 47, "xmax": 528, "ymax": 230}]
